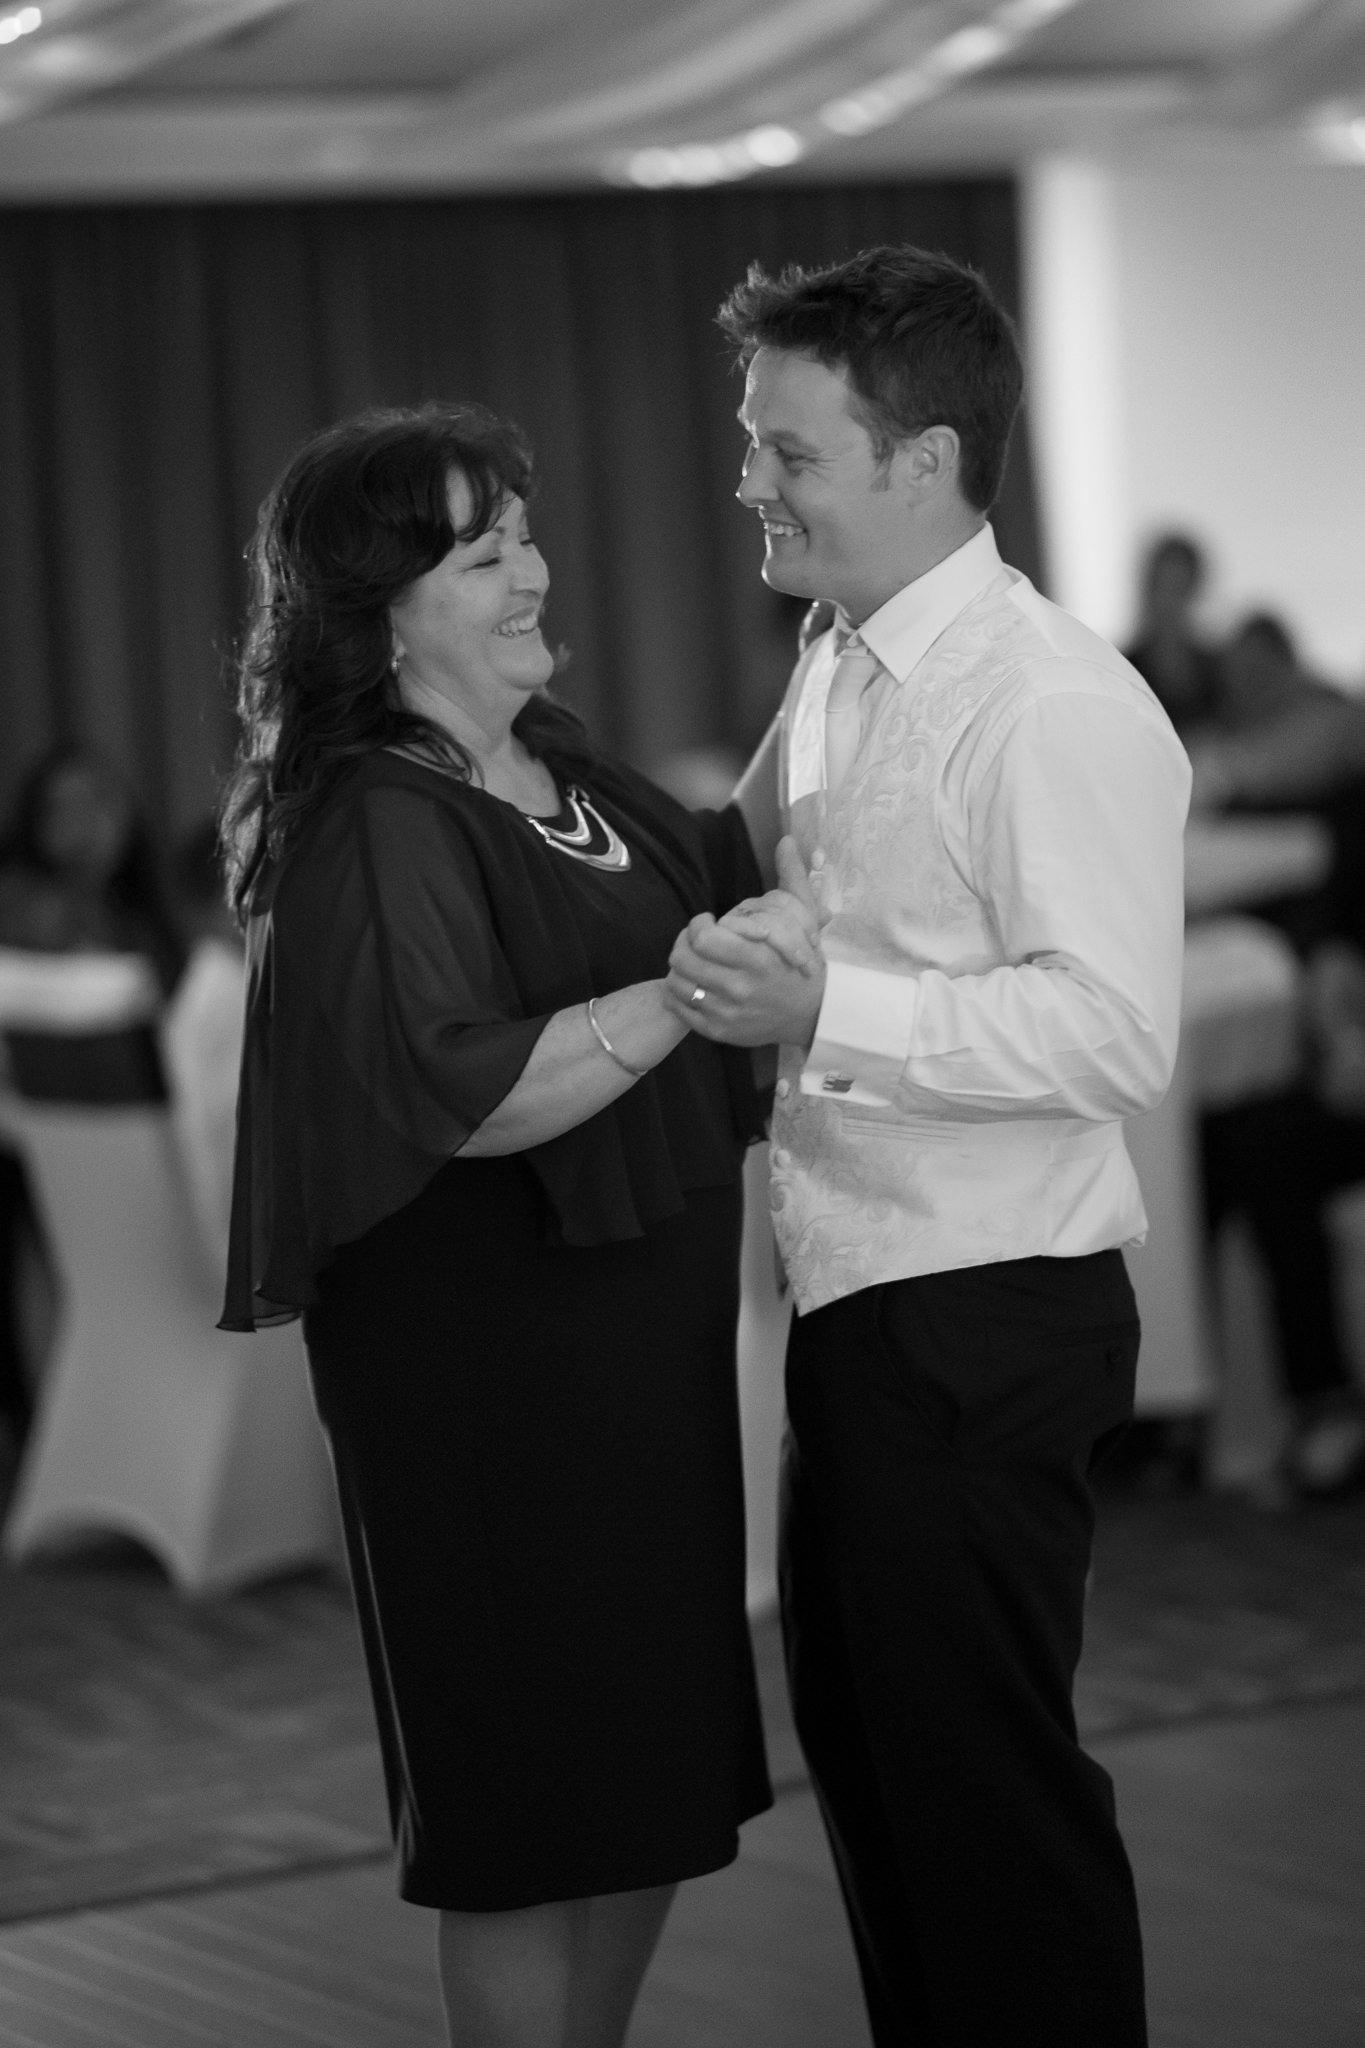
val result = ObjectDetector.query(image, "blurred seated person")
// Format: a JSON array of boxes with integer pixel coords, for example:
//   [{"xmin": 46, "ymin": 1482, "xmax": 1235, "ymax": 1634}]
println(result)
[
  {"xmin": 1124, "ymin": 531, "xmax": 1222, "ymax": 740},
  {"xmin": 0, "ymin": 744, "xmax": 183, "ymax": 1103},
  {"xmin": 1200, "ymin": 938, "xmax": 1365, "ymax": 1500},
  {"xmin": 1187, "ymin": 613, "xmax": 1365, "ymax": 955},
  {"xmin": 160, "ymin": 820, "xmax": 246, "ymax": 1270},
  {"xmin": 1123, "ymin": 611, "xmax": 1365, "ymax": 1497},
  {"xmin": 1188, "ymin": 612, "xmax": 1365, "ymax": 812}
]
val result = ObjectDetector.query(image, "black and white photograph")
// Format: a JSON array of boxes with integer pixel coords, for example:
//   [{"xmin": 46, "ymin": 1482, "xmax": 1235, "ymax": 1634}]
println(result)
[{"xmin": 0, "ymin": 4, "xmax": 1363, "ymax": 2044}]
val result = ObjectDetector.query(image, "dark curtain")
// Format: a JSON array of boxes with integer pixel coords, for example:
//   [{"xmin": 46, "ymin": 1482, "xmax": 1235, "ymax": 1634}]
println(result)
[{"xmin": 0, "ymin": 178, "xmax": 1041, "ymax": 840}]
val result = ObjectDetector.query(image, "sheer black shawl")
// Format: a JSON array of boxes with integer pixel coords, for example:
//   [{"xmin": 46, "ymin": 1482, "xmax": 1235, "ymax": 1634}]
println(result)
[{"xmin": 221, "ymin": 750, "xmax": 764, "ymax": 1329}]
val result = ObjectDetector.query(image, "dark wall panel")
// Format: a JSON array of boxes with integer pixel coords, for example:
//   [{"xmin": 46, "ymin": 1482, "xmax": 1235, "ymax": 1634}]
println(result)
[{"xmin": 0, "ymin": 179, "xmax": 1040, "ymax": 837}]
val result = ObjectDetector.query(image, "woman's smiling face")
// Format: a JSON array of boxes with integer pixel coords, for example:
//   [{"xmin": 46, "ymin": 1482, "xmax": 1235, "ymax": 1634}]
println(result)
[{"xmin": 390, "ymin": 474, "xmax": 554, "ymax": 718}]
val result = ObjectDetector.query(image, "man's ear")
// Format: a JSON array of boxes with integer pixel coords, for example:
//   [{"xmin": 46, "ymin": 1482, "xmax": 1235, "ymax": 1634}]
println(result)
[
  {"xmin": 912, "ymin": 423, "xmax": 957, "ymax": 487},
  {"xmin": 892, "ymin": 425, "xmax": 961, "ymax": 501}
]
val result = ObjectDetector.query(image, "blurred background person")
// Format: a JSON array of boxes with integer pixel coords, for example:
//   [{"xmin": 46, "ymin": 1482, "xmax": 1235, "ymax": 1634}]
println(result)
[
  {"xmin": 0, "ymin": 744, "xmax": 183, "ymax": 1105},
  {"xmin": 1124, "ymin": 531, "xmax": 1222, "ymax": 740},
  {"xmin": 650, "ymin": 746, "xmax": 747, "ymax": 814},
  {"xmin": 1189, "ymin": 611, "xmax": 1365, "ymax": 955},
  {"xmin": 1166, "ymin": 604, "xmax": 1365, "ymax": 1499},
  {"xmin": 1190, "ymin": 610, "xmax": 1365, "ymax": 813},
  {"xmin": 1200, "ymin": 934, "xmax": 1365, "ymax": 1501},
  {"xmin": 0, "ymin": 746, "xmax": 184, "ymax": 1469},
  {"xmin": 0, "ymin": 744, "xmax": 183, "ymax": 989}
]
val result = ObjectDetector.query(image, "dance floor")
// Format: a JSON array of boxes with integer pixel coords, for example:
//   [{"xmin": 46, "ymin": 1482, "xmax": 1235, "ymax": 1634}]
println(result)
[{"xmin": 0, "ymin": 1492, "xmax": 1363, "ymax": 2044}]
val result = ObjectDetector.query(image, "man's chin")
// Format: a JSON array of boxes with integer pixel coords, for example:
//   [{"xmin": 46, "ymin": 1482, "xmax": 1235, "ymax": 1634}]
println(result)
[{"xmin": 761, "ymin": 555, "xmax": 817, "ymax": 600}]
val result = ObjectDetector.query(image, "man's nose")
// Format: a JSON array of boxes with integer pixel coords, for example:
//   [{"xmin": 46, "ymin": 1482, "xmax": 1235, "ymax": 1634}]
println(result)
[{"xmin": 736, "ymin": 452, "xmax": 776, "ymax": 506}]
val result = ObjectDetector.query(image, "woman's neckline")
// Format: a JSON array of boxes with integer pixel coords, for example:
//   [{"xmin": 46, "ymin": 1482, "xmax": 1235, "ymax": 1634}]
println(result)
[{"xmin": 381, "ymin": 744, "xmax": 563, "ymax": 820}]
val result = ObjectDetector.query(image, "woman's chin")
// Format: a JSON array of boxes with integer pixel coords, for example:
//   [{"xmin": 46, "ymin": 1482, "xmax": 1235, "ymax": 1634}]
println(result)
[{"xmin": 511, "ymin": 645, "xmax": 557, "ymax": 692}]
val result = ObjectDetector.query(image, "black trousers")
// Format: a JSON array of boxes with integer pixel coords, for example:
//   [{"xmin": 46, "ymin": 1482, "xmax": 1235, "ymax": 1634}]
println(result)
[
  {"xmin": 1200, "ymin": 1089, "xmax": 1365, "ymax": 1408},
  {"xmin": 780, "ymin": 1250, "xmax": 1147, "ymax": 2048},
  {"xmin": 0, "ymin": 1146, "xmax": 36, "ymax": 1443}
]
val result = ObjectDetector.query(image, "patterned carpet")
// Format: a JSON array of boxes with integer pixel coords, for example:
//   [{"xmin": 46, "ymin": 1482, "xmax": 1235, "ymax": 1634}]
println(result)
[{"xmin": 0, "ymin": 1491, "xmax": 1363, "ymax": 1926}]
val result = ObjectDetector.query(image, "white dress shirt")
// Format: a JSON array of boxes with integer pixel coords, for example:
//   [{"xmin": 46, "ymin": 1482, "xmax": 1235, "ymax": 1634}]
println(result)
[{"xmin": 770, "ymin": 524, "xmax": 1192, "ymax": 1314}]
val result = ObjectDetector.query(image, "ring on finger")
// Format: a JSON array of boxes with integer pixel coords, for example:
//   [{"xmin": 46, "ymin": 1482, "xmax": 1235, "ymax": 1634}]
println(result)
[{"xmin": 688, "ymin": 984, "xmax": 707, "ymax": 1008}]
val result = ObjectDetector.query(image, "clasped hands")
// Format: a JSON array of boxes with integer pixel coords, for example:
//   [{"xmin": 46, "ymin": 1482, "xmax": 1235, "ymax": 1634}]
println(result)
[{"xmin": 664, "ymin": 835, "xmax": 827, "ymax": 1049}]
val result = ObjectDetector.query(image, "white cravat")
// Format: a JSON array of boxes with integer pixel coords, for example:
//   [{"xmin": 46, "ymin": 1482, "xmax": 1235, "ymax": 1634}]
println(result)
[{"xmin": 824, "ymin": 633, "xmax": 882, "ymax": 795}]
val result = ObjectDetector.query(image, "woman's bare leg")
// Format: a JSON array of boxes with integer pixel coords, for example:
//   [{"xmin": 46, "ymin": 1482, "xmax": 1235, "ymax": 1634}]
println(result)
[
  {"xmin": 566, "ymin": 1884, "xmax": 677, "ymax": 2048},
  {"xmin": 437, "ymin": 1898, "xmax": 586, "ymax": 2047},
  {"xmin": 436, "ymin": 1882, "xmax": 676, "ymax": 2048}
]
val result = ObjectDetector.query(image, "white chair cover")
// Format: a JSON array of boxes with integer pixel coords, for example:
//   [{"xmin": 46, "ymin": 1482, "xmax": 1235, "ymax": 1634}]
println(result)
[
  {"xmin": 0, "ymin": 1098, "xmax": 341, "ymax": 1594},
  {"xmin": 0, "ymin": 948, "xmax": 160, "ymax": 1031},
  {"xmin": 159, "ymin": 937, "xmax": 247, "ymax": 1271}
]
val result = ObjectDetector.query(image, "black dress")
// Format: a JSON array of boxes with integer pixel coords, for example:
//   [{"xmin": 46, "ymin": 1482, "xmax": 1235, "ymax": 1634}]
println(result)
[{"xmin": 222, "ymin": 751, "xmax": 773, "ymax": 1911}]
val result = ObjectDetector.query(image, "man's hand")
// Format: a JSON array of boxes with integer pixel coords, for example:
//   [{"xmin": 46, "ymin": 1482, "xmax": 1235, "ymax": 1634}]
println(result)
[{"xmin": 665, "ymin": 837, "xmax": 828, "ymax": 1048}]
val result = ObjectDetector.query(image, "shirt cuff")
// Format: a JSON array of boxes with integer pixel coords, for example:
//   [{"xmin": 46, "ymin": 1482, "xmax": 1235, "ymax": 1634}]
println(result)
[{"xmin": 800, "ymin": 958, "xmax": 919, "ymax": 1107}]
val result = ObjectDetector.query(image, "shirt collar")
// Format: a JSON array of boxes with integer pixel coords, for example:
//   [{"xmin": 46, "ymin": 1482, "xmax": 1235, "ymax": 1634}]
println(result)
[{"xmin": 839, "ymin": 524, "xmax": 1003, "ymax": 684}]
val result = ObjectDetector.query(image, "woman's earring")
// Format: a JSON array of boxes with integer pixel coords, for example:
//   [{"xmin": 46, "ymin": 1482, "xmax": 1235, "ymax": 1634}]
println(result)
[{"xmin": 390, "ymin": 644, "xmax": 403, "ymax": 677}]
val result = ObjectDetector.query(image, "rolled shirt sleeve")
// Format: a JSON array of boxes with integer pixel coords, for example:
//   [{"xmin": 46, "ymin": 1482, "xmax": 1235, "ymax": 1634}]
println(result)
[{"xmin": 803, "ymin": 671, "xmax": 1192, "ymax": 1124}]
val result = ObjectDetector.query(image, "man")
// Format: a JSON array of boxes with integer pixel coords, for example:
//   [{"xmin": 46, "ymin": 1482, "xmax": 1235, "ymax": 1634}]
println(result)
[{"xmin": 664, "ymin": 245, "xmax": 1190, "ymax": 2046}]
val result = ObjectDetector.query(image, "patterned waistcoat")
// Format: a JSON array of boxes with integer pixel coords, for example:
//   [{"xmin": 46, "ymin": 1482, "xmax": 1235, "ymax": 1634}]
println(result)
[{"xmin": 770, "ymin": 569, "xmax": 1147, "ymax": 1314}]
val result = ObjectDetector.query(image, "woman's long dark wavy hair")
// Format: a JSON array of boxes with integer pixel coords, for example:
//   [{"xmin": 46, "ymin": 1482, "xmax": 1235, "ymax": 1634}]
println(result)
[{"xmin": 220, "ymin": 401, "xmax": 593, "ymax": 918}]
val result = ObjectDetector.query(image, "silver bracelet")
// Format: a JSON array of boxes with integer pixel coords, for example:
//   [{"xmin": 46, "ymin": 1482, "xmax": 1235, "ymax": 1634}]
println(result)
[{"xmin": 587, "ymin": 996, "xmax": 650, "ymax": 1079}]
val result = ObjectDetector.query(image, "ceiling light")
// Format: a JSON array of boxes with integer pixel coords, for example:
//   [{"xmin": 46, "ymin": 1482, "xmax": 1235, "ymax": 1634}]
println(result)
[
  {"xmin": 609, "ymin": 0, "xmax": 1084, "ymax": 188},
  {"xmin": 927, "ymin": 24, "xmax": 1012, "ymax": 79},
  {"xmin": 0, "ymin": 6, "xmax": 41, "ymax": 46},
  {"xmin": 1312, "ymin": 112, "xmax": 1365, "ymax": 161},
  {"xmin": 672, "ymin": 142, "xmax": 734, "ymax": 183},
  {"xmin": 743, "ymin": 124, "xmax": 804, "ymax": 167},
  {"xmin": 1307, "ymin": 99, "xmax": 1365, "ymax": 161},
  {"xmin": 15, "ymin": 33, "xmax": 105, "ymax": 79},
  {"xmin": 992, "ymin": 0, "xmax": 1076, "ymax": 31},
  {"xmin": 622, "ymin": 147, "xmax": 683, "ymax": 188},
  {"xmin": 820, "ymin": 95, "xmax": 886, "ymax": 136},
  {"xmin": 820, "ymin": 71, "xmax": 937, "ymax": 135}
]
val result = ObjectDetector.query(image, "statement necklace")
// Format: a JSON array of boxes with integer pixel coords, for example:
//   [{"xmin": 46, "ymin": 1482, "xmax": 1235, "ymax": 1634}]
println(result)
[{"xmin": 524, "ymin": 786, "xmax": 631, "ymax": 872}]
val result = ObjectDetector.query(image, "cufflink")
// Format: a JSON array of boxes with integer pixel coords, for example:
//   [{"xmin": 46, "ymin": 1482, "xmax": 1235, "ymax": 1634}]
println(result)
[{"xmin": 821, "ymin": 1073, "xmax": 854, "ymax": 1095}]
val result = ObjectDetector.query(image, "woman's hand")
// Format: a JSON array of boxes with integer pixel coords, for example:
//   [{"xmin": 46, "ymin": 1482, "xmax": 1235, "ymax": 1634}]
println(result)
[{"xmin": 664, "ymin": 838, "xmax": 828, "ymax": 1049}]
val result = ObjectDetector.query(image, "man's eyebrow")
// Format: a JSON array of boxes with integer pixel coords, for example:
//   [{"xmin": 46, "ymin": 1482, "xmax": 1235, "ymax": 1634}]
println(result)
[{"xmin": 734, "ymin": 411, "xmax": 818, "ymax": 451}]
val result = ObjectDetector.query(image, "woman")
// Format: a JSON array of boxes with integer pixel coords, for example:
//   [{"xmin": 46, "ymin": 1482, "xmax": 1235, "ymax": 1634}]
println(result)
[
  {"xmin": 0, "ymin": 743, "xmax": 183, "ymax": 1102},
  {"xmin": 0, "ymin": 744, "xmax": 183, "ymax": 997},
  {"xmin": 219, "ymin": 403, "xmax": 774, "ymax": 2046},
  {"xmin": 0, "ymin": 746, "xmax": 183, "ymax": 1448}
]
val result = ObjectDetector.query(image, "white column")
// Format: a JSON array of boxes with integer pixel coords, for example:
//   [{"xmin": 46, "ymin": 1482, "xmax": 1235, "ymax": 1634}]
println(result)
[{"xmin": 1019, "ymin": 153, "xmax": 1133, "ymax": 642}]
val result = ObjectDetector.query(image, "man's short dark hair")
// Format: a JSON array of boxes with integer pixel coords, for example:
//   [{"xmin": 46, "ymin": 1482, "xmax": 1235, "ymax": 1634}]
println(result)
[{"xmin": 716, "ymin": 244, "xmax": 1023, "ymax": 513}]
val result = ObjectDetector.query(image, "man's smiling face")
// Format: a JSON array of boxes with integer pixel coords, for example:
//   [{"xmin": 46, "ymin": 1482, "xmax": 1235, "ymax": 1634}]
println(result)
[{"xmin": 735, "ymin": 346, "xmax": 920, "ymax": 625}]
